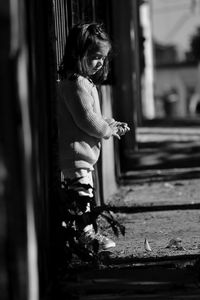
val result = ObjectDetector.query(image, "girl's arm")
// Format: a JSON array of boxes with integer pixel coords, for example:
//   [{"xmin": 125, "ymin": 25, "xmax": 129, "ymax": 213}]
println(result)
[
  {"xmin": 104, "ymin": 118, "xmax": 130, "ymax": 137},
  {"xmin": 62, "ymin": 80, "xmax": 114, "ymax": 139},
  {"xmin": 104, "ymin": 117, "xmax": 115, "ymax": 125}
]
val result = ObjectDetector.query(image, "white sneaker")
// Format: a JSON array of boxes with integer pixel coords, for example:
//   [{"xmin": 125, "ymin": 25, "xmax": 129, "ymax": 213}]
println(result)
[{"xmin": 79, "ymin": 229, "xmax": 116, "ymax": 251}]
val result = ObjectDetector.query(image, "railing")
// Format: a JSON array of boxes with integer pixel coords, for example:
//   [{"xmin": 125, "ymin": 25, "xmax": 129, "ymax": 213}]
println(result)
[
  {"xmin": 52, "ymin": 0, "xmax": 109, "ymax": 74},
  {"xmin": 53, "ymin": 0, "xmax": 69, "ymax": 72}
]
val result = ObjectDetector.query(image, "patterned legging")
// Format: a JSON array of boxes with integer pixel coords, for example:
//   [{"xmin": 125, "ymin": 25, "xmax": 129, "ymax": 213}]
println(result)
[
  {"xmin": 62, "ymin": 168, "xmax": 95, "ymax": 232},
  {"xmin": 66, "ymin": 168, "xmax": 94, "ymax": 198}
]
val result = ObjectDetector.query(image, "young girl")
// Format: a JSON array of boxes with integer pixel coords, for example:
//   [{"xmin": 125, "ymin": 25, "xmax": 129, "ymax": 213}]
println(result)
[{"xmin": 57, "ymin": 23, "xmax": 129, "ymax": 251}]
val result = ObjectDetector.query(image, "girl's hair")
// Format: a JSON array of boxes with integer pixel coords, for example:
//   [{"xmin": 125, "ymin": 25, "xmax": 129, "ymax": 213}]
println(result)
[{"xmin": 58, "ymin": 23, "xmax": 112, "ymax": 84}]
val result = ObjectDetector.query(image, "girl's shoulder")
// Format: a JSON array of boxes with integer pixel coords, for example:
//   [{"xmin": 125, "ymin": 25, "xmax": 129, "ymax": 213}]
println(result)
[
  {"xmin": 76, "ymin": 75, "xmax": 94, "ymax": 91},
  {"xmin": 58, "ymin": 75, "xmax": 95, "ymax": 95}
]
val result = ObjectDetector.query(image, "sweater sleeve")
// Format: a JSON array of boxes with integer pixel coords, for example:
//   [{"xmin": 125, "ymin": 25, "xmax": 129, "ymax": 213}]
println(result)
[
  {"xmin": 61, "ymin": 78, "xmax": 113, "ymax": 139},
  {"xmin": 104, "ymin": 117, "xmax": 115, "ymax": 125}
]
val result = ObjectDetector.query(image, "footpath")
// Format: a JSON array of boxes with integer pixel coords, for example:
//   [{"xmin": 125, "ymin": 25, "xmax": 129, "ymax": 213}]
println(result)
[
  {"xmin": 106, "ymin": 126, "xmax": 200, "ymax": 259},
  {"xmin": 107, "ymin": 170, "xmax": 200, "ymax": 261},
  {"xmin": 56, "ymin": 170, "xmax": 200, "ymax": 300},
  {"xmin": 55, "ymin": 126, "xmax": 200, "ymax": 300}
]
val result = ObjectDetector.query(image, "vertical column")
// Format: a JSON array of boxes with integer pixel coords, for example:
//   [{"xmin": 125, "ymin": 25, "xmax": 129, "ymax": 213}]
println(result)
[
  {"xmin": 140, "ymin": 1, "xmax": 155, "ymax": 119},
  {"xmin": 111, "ymin": 0, "xmax": 137, "ymax": 173}
]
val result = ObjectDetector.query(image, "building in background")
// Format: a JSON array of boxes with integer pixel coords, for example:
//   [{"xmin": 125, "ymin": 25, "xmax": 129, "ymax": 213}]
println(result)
[{"xmin": 151, "ymin": 0, "xmax": 200, "ymax": 118}]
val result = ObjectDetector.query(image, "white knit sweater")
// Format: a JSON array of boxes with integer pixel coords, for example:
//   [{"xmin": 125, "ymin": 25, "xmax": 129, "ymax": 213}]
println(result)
[{"xmin": 57, "ymin": 75, "xmax": 113, "ymax": 172}]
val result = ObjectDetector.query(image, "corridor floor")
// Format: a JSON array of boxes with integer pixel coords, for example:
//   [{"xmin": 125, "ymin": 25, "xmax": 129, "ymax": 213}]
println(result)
[
  {"xmin": 105, "ymin": 175, "xmax": 200, "ymax": 260},
  {"xmin": 54, "ymin": 125, "xmax": 200, "ymax": 299},
  {"xmin": 103, "ymin": 125, "xmax": 200, "ymax": 260}
]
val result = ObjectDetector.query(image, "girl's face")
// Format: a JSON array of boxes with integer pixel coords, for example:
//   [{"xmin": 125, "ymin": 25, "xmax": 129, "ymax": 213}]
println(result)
[{"xmin": 86, "ymin": 42, "xmax": 110, "ymax": 76}]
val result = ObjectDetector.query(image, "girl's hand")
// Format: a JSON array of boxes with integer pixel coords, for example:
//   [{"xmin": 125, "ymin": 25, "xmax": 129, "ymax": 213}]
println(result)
[
  {"xmin": 116, "ymin": 122, "xmax": 130, "ymax": 136},
  {"xmin": 109, "ymin": 121, "xmax": 121, "ymax": 139}
]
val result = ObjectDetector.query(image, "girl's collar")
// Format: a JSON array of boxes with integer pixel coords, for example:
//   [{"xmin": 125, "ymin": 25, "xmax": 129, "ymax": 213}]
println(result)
[{"xmin": 68, "ymin": 73, "xmax": 95, "ymax": 86}]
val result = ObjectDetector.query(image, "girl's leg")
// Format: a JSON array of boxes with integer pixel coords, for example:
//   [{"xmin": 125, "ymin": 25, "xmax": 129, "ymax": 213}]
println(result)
[
  {"xmin": 66, "ymin": 168, "xmax": 94, "ymax": 232},
  {"xmin": 63, "ymin": 168, "xmax": 116, "ymax": 250}
]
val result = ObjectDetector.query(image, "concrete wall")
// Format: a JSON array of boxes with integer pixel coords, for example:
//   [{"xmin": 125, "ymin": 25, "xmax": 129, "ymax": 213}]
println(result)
[{"xmin": 101, "ymin": 85, "xmax": 118, "ymax": 202}]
